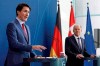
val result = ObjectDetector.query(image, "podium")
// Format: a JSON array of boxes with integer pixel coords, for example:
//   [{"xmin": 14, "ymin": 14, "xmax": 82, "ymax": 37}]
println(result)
[
  {"xmin": 84, "ymin": 57, "xmax": 100, "ymax": 66},
  {"xmin": 26, "ymin": 57, "xmax": 67, "ymax": 66},
  {"xmin": 96, "ymin": 57, "xmax": 100, "ymax": 66},
  {"xmin": 50, "ymin": 58, "xmax": 66, "ymax": 66}
]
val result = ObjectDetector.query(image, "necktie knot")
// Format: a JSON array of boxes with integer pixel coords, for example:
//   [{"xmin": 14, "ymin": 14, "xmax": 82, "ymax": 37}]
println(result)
[
  {"xmin": 22, "ymin": 24, "xmax": 25, "ymax": 30},
  {"xmin": 77, "ymin": 38, "xmax": 80, "ymax": 39}
]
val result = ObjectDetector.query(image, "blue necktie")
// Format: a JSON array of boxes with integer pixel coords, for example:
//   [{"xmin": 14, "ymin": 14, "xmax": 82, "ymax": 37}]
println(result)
[{"xmin": 77, "ymin": 38, "xmax": 82, "ymax": 49}]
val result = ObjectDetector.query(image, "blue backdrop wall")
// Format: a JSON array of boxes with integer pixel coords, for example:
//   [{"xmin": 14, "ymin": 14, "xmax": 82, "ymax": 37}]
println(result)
[{"xmin": 0, "ymin": 0, "xmax": 57, "ymax": 66}]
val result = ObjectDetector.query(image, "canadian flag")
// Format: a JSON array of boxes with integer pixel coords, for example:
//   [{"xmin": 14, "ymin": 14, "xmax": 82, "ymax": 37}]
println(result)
[{"xmin": 68, "ymin": 4, "xmax": 75, "ymax": 36}]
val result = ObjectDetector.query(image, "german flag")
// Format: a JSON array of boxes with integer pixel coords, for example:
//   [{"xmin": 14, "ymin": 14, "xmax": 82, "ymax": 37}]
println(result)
[{"xmin": 50, "ymin": 3, "xmax": 62, "ymax": 58}]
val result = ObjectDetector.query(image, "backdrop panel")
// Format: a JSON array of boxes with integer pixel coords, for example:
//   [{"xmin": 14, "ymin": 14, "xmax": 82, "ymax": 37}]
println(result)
[{"xmin": 0, "ymin": 0, "xmax": 57, "ymax": 66}]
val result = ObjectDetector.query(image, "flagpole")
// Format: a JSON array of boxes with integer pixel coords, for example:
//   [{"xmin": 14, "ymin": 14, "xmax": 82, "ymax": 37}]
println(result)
[
  {"xmin": 68, "ymin": 1, "xmax": 75, "ymax": 36},
  {"xmin": 57, "ymin": 0, "xmax": 63, "ymax": 57},
  {"xmin": 84, "ymin": 2, "xmax": 96, "ymax": 66},
  {"xmin": 71, "ymin": 1, "xmax": 74, "ymax": 6},
  {"xmin": 70, "ymin": 1, "xmax": 72, "ymax": 9},
  {"xmin": 57, "ymin": 1, "xmax": 59, "ymax": 57},
  {"xmin": 70, "ymin": 1, "xmax": 72, "ymax": 4},
  {"xmin": 87, "ymin": 2, "xmax": 89, "ymax": 7},
  {"xmin": 57, "ymin": 0, "xmax": 59, "ymax": 3},
  {"xmin": 57, "ymin": 0, "xmax": 59, "ymax": 7},
  {"xmin": 50, "ymin": 0, "xmax": 62, "ymax": 57}
]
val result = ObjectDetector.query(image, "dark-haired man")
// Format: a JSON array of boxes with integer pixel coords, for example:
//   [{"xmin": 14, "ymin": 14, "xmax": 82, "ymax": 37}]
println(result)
[{"xmin": 5, "ymin": 3, "xmax": 46, "ymax": 66}]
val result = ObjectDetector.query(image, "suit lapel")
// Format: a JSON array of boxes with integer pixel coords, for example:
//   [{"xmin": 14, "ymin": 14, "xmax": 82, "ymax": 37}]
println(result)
[
  {"xmin": 24, "ymin": 25, "xmax": 29, "ymax": 42},
  {"xmin": 71, "ymin": 36, "xmax": 82, "ymax": 52},
  {"xmin": 15, "ymin": 19, "xmax": 29, "ymax": 43},
  {"xmin": 25, "ymin": 25, "xmax": 31, "ymax": 44}
]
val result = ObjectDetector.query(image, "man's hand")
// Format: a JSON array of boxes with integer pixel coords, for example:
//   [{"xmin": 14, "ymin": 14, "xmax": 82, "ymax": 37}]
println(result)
[
  {"xmin": 76, "ymin": 54, "xmax": 84, "ymax": 59},
  {"xmin": 32, "ymin": 45, "xmax": 47, "ymax": 52},
  {"xmin": 90, "ymin": 54, "xmax": 96, "ymax": 59}
]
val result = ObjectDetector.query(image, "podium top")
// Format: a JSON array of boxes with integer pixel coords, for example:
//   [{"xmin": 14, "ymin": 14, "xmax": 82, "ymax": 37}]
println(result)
[
  {"xmin": 84, "ymin": 57, "xmax": 100, "ymax": 60},
  {"xmin": 25, "ymin": 57, "xmax": 66, "ymax": 63}
]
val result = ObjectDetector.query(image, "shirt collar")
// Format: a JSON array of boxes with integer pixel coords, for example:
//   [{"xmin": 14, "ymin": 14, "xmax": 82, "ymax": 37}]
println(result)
[
  {"xmin": 16, "ymin": 17, "xmax": 25, "ymax": 25},
  {"xmin": 74, "ymin": 34, "xmax": 81, "ymax": 39}
]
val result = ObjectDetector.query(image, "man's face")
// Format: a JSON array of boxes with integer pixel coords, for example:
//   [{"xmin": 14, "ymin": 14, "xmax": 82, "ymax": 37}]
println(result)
[
  {"xmin": 17, "ymin": 6, "xmax": 30, "ymax": 22},
  {"xmin": 73, "ymin": 26, "xmax": 81, "ymax": 37}
]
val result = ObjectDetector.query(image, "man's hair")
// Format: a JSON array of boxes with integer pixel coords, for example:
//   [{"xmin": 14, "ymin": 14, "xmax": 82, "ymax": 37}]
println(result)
[
  {"xmin": 16, "ymin": 3, "xmax": 31, "ymax": 16},
  {"xmin": 73, "ymin": 24, "xmax": 82, "ymax": 30}
]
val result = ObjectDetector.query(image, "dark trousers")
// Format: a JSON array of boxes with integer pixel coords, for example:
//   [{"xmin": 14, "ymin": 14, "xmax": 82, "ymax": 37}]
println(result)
[
  {"xmin": 4, "ymin": 58, "xmax": 30, "ymax": 66},
  {"xmin": 23, "ymin": 58, "xmax": 30, "ymax": 66},
  {"xmin": 22, "ymin": 62, "xmax": 30, "ymax": 66}
]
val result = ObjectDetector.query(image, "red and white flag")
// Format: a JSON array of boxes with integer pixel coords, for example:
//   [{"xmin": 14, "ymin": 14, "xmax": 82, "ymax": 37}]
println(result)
[{"xmin": 68, "ymin": 4, "xmax": 75, "ymax": 36}]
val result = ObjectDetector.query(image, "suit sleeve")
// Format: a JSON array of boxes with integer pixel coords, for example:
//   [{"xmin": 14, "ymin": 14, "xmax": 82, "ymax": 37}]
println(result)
[
  {"xmin": 30, "ymin": 51, "xmax": 36, "ymax": 58},
  {"xmin": 83, "ymin": 49, "xmax": 90, "ymax": 57},
  {"xmin": 83, "ymin": 40, "xmax": 90, "ymax": 57},
  {"xmin": 65, "ymin": 37, "xmax": 77, "ymax": 58},
  {"xmin": 6, "ymin": 23, "xmax": 32, "ymax": 52}
]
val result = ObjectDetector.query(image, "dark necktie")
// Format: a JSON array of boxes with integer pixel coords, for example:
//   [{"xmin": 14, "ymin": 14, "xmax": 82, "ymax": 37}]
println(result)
[
  {"xmin": 22, "ymin": 24, "xmax": 28, "ymax": 41},
  {"xmin": 77, "ymin": 38, "xmax": 82, "ymax": 49}
]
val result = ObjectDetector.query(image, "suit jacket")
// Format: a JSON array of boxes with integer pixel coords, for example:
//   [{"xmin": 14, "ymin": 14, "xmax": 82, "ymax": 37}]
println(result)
[
  {"xmin": 65, "ymin": 35, "xmax": 90, "ymax": 66},
  {"xmin": 5, "ymin": 19, "xmax": 35, "ymax": 66}
]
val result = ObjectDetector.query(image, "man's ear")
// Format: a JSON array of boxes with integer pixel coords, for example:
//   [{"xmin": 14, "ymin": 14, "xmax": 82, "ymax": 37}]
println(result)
[
  {"xmin": 81, "ymin": 29, "xmax": 82, "ymax": 32},
  {"xmin": 17, "ymin": 11, "xmax": 20, "ymax": 15}
]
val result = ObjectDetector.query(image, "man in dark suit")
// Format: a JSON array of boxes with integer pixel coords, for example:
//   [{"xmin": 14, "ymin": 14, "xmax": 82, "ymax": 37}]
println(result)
[
  {"xmin": 5, "ymin": 3, "xmax": 46, "ymax": 66},
  {"xmin": 65, "ymin": 24, "xmax": 95, "ymax": 66}
]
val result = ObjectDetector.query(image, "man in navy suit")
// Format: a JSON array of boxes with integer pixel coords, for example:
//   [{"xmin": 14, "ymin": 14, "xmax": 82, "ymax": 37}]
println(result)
[
  {"xmin": 5, "ymin": 3, "xmax": 46, "ymax": 66},
  {"xmin": 65, "ymin": 24, "xmax": 95, "ymax": 66}
]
